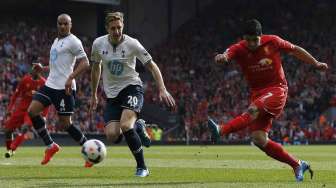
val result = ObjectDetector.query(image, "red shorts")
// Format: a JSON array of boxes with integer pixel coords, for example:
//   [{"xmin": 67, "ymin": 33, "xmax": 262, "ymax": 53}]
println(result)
[
  {"xmin": 249, "ymin": 86, "xmax": 288, "ymax": 132},
  {"xmin": 4, "ymin": 111, "xmax": 32, "ymax": 130}
]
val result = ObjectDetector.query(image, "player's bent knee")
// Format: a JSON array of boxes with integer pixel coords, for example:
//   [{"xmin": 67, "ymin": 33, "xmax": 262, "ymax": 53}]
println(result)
[
  {"xmin": 247, "ymin": 105, "xmax": 260, "ymax": 120},
  {"xmin": 28, "ymin": 101, "xmax": 45, "ymax": 117},
  {"xmin": 119, "ymin": 121, "xmax": 133, "ymax": 132},
  {"xmin": 252, "ymin": 135, "xmax": 267, "ymax": 147},
  {"xmin": 120, "ymin": 109, "xmax": 137, "ymax": 132}
]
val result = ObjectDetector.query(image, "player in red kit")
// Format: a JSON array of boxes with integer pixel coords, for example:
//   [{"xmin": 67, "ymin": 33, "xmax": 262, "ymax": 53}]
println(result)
[
  {"xmin": 208, "ymin": 19, "xmax": 328, "ymax": 182},
  {"xmin": 3, "ymin": 63, "xmax": 48, "ymax": 158}
]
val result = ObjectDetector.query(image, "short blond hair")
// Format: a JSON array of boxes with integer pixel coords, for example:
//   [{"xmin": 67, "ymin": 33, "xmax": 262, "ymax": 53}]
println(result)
[{"xmin": 105, "ymin": 12, "xmax": 124, "ymax": 26}]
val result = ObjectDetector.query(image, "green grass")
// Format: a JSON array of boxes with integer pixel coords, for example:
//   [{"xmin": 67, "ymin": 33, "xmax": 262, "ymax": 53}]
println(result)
[{"xmin": 0, "ymin": 145, "xmax": 335, "ymax": 187}]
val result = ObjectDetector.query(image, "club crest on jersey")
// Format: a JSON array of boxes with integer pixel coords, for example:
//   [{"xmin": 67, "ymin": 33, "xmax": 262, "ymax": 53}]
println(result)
[
  {"xmin": 263, "ymin": 46, "xmax": 270, "ymax": 55},
  {"xmin": 258, "ymin": 58, "xmax": 272, "ymax": 66}
]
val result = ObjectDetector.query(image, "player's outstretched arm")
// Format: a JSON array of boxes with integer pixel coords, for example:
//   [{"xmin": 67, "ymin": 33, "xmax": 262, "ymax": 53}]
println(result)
[
  {"xmin": 291, "ymin": 45, "xmax": 328, "ymax": 71},
  {"xmin": 65, "ymin": 57, "xmax": 90, "ymax": 95},
  {"xmin": 90, "ymin": 62, "xmax": 102, "ymax": 112},
  {"xmin": 145, "ymin": 60, "xmax": 176, "ymax": 108}
]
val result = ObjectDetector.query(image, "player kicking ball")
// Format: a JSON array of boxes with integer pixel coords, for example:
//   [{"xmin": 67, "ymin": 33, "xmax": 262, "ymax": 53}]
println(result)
[
  {"xmin": 208, "ymin": 19, "xmax": 328, "ymax": 182},
  {"xmin": 90, "ymin": 12, "xmax": 175, "ymax": 177}
]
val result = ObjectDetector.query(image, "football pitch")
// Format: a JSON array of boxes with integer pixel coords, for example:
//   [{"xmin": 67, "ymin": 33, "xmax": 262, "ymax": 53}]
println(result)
[{"xmin": 0, "ymin": 145, "xmax": 335, "ymax": 188}]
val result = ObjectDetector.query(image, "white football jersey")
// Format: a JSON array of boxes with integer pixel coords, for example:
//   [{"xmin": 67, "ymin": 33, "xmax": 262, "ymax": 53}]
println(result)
[
  {"xmin": 46, "ymin": 34, "xmax": 87, "ymax": 90},
  {"xmin": 91, "ymin": 34, "xmax": 152, "ymax": 98}
]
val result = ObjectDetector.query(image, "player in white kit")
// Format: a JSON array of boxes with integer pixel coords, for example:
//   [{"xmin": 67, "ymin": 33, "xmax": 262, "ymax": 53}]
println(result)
[
  {"xmin": 28, "ymin": 14, "xmax": 90, "ymax": 166},
  {"xmin": 90, "ymin": 12, "xmax": 176, "ymax": 177}
]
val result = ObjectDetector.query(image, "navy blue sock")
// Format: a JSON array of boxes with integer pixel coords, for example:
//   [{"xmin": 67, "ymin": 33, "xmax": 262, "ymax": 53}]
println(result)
[
  {"xmin": 66, "ymin": 124, "xmax": 87, "ymax": 145},
  {"xmin": 31, "ymin": 115, "xmax": 54, "ymax": 146},
  {"xmin": 123, "ymin": 129, "xmax": 146, "ymax": 169}
]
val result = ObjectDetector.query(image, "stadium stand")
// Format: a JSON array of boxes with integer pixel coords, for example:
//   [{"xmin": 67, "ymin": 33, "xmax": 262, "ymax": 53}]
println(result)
[{"xmin": 0, "ymin": 0, "xmax": 335, "ymax": 144}]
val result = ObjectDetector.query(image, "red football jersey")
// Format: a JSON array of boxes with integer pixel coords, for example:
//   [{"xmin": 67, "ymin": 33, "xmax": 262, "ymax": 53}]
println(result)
[
  {"xmin": 225, "ymin": 35, "xmax": 295, "ymax": 91},
  {"xmin": 8, "ymin": 74, "xmax": 46, "ymax": 111}
]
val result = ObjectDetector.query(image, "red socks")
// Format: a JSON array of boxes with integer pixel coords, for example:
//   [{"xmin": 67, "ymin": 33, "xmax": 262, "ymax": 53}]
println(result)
[
  {"xmin": 221, "ymin": 112, "xmax": 299, "ymax": 170},
  {"xmin": 6, "ymin": 140, "xmax": 12, "ymax": 150},
  {"xmin": 261, "ymin": 140, "xmax": 299, "ymax": 169},
  {"xmin": 220, "ymin": 113, "xmax": 252, "ymax": 135},
  {"xmin": 10, "ymin": 134, "xmax": 26, "ymax": 151}
]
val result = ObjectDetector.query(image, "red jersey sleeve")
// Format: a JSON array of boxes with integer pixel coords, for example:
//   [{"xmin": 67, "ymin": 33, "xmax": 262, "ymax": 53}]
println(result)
[
  {"xmin": 225, "ymin": 43, "xmax": 241, "ymax": 61},
  {"xmin": 273, "ymin": 36, "xmax": 295, "ymax": 52}
]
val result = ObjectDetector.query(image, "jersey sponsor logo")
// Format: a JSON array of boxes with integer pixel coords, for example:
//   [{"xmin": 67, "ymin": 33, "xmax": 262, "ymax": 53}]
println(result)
[
  {"xmin": 258, "ymin": 58, "xmax": 272, "ymax": 66},
  {"xmin": 102, "ymin": 50, "xmax": 108, "ymax": 55},
  {"xmin": 249, "ymin": 58, "xmax": 273, "ymax": 72},
  {"xmin": 107, "ymin": 60, "xmax": 124, "ymax": 76},
  {"xmin": 50, "ymin": 48, "xmax": 58, "ymax": 64}
]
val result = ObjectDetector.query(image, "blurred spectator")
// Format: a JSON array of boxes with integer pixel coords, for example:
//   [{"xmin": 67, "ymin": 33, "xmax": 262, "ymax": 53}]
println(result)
[{"xmin": 1, "ymin": 0, "xmax": 336, "ymax": 143}]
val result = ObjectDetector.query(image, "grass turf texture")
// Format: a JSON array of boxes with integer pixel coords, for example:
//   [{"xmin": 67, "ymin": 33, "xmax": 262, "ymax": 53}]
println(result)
[{"xmin": 0, "ymin": 145, "xmax": 335, "ymax": 187}]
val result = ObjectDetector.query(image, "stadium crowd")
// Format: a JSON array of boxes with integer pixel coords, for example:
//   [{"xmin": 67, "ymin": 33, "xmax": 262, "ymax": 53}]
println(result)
[
  {"xmin": 1, "ymin": 0, "xmax": 335, "ymax": 143},
  {"xmin": 146, "ymin": 0, "xmax": 336, "ymax": 143}
]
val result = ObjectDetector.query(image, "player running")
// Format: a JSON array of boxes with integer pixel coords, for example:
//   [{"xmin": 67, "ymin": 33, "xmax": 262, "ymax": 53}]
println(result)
[
  {"xmin": 27, "ymin": 14, "xmax": 90, "ymax": 166},
  {"xmin": 208, "ymin": 19, "xmax": 328, "ymax": 182},
  {"xmin": 3, "ymin": 63, "xmax": 48, "ymax": 158},
  {"xmin": 90, "ymin": 12, "xmax": 175, "ymax": 177}
]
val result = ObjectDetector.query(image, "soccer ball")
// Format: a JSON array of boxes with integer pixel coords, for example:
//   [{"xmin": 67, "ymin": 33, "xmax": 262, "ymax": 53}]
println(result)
[{"xmin": 81, "ymin": 139, "xmax": 107, "ymax": 164}]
